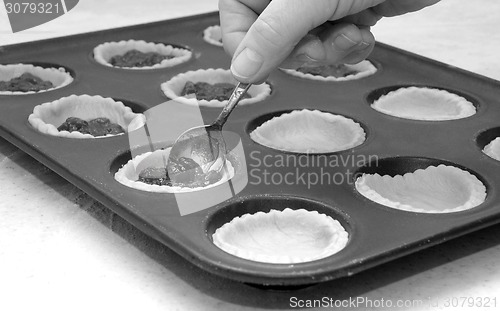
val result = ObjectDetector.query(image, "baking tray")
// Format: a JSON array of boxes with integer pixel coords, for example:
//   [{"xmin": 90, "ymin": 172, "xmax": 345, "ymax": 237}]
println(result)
[{"xmin": 2, "ymin": 12, "xmax": 500, "ymax": 287}]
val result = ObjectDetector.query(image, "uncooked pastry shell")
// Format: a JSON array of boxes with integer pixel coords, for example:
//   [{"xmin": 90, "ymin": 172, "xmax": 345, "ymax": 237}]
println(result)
[
  {"xmin": 355, "ymin": 164, "xmax": 486, "ymax": 213},
  {"xmin": 203, "ymin": 25, "xmax": 223, "ymax": 47},
  {"xmin": 212, "ymin": 208, "xmax": 348, "ymax": 264},
  {"xmin": 93, "ymin": 40, "xmax": 192, "ymax": 69},
  {"xmin": 0, "ymin": 63, "xmax": 73, "ymax": 95},
  {"xmin": 114, "ymin": 148, "xmax": 235, "ymax": 193},
  {"xmin": 281, "ymin": 60, "xmax": 377, "ymax": 82},
  {"xmin": 371, "ymin": 87, "xmax": 476, "ymax": 121},
  {"xmin": 161, "ymin": 68, "xmax": 272, "ymax": 107},
  {"xmin": 250, "ymin": 109, "xmax": 365, "ymax": 153},
  {"xmin": 483, "ymin": 137, "xmax": 500, "ymax": 161},
  {"xmin": 28, "ymin": 94, "xmax": 144, "ymax": 139}
]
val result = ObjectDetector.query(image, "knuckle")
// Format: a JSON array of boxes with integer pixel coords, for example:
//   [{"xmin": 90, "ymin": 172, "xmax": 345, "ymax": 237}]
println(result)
[{"xmin": 250, "ymin": 16, "xmax": 285, "ymax": 49}]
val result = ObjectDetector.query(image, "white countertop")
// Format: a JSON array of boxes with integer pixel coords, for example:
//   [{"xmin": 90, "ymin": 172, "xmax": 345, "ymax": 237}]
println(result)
[{"xmin": 1, "ymin": 1, "xmax": 500, "ymax": 310}]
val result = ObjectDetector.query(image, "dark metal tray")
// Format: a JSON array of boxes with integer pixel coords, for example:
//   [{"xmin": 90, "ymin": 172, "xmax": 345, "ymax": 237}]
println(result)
[{"xmin": 2, "ymin": 12, "xmax": 500, "ymax": 287}]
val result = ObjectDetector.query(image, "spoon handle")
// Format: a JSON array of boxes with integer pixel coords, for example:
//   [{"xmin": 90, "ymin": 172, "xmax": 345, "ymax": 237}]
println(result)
[{"xmin": 213, "ymin": 82, "xmax": 251, "ymax": 128}]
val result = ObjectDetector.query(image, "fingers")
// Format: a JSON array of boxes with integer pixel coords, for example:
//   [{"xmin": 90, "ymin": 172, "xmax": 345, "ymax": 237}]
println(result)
[
  {"xmin": 337, "ymin": 8, "xmax": 383, "ymax": 27},
  {"xmin": 342, "ymin": 27, "xmax": 375, "ymax": 64},
  {"xmin": 220, "ymin": 0, "xmax": 441, "ymax": 84},
  {"xmin": 372, "ymin": 0, "xmax": 441, "ymax": 17},
  {"xmin": 317, "ymin": 23, "xmax": 375, "ymax": 64},
  {"xmin": 280, "ymin": 23, "xmax": 375, "ymax": 70},
  {"xmin": 226, "ymin": 0, "xmax": 387, "ymax": 83},
  {"xmin": 228, "ymin": 0, "xmax": 338, "ymax": 83}
]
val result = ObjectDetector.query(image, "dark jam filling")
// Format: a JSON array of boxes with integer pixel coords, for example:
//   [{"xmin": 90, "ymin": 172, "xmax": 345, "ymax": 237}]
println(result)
[
  {"xmin": 296, "ymin": 64, "xmax": 359, "ymax": 78},
  {"xmin": 0, "ymin": 73, "xmax": 54, "ymax": 92},
  {"xmin": 181, "ymin": 81, "xmax": 251, "ymax": 101},
  {"xmin": 138, "ymin": 157, "xmax": 223, "ymax": 188},
  {"xmin": 109, "ymin": 49, "xmax": 174, "ymax": 68},
  {"xmin": 57, "ymin": 117, "xmax": 125, "ymax": 137}
]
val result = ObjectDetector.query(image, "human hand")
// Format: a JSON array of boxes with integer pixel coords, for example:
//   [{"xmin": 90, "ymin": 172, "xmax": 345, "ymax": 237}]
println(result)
[{"xmin": 220, "ymin": 0, "xmax": 440, "ymax": 83}]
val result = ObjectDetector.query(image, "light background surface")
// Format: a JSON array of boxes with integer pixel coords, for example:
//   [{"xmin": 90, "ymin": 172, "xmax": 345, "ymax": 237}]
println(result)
[{"xmin": 1, "ymin": 1, "xmax": 500, "ymax": 311}]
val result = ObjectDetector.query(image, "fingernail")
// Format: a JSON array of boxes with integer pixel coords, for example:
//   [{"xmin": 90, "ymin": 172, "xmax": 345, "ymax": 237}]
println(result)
[
  {"xmin": 230, "ymin": 47, "xmax": 264, "ymax": 80},
  {"xmin": 360, "ymin": 41, "xmax": 371, "ymax": 48},
  {"xmin": 294, "ymin": 53, "xmax": 321, "ymax": 63},
  {"xmin": 279, "ymin": 53, "xmax": 322, "ymax": 70},
  {"xmin": 332, "ymin": 33, "xmax": 358, "ymax": 51}
]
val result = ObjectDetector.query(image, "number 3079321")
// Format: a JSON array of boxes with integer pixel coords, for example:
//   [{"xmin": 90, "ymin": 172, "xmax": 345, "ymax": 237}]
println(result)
[{"xmin": 5, "ymin": 2, "xmax": 60, "ymax": 14}]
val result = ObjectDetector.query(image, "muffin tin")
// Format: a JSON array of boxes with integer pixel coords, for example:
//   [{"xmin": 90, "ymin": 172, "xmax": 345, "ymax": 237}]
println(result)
[{"xmin": 2, "ymin": 12, "xmax": 500, "ymax": 287}]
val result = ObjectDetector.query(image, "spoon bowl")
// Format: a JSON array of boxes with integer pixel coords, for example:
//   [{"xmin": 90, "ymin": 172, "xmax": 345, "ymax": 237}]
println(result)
[
  {"xmin": 168, "ymin": 124, "xmax": 226, "ymax": 173},
  {"xmin": 167, "ymin": 83, "xmax": 251, "ymax": 184}
]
